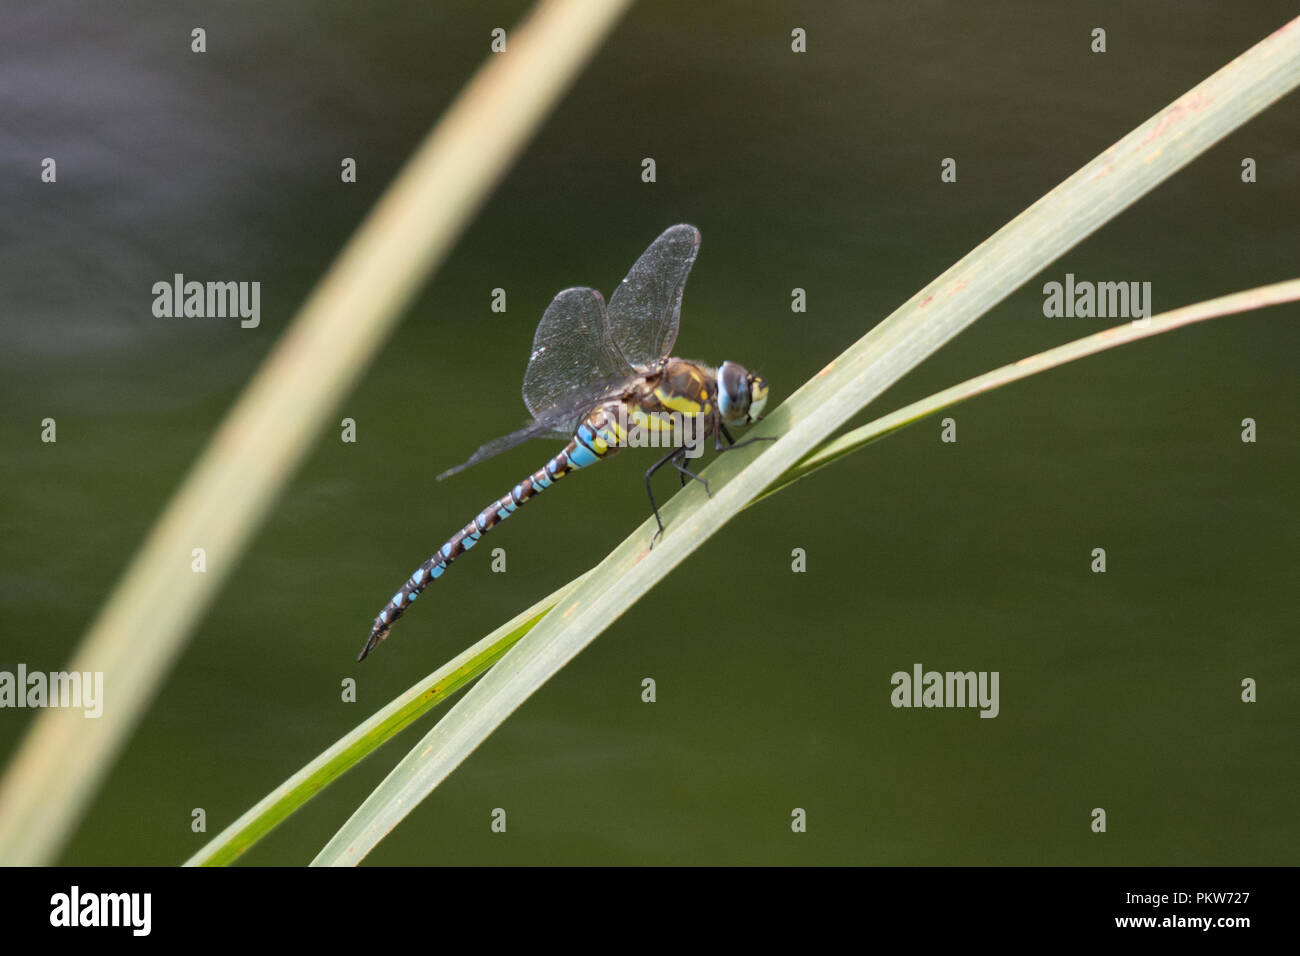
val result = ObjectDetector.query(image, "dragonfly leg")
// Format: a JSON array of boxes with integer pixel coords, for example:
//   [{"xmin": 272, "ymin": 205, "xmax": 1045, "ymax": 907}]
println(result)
[
  {"xmin": 715, "ymin": 428, "xmax": 777, "ymax": 454},
  {"xmin": 672, "ymin": 451, "xmax": 710, "ymax": 497},
  {"xmin": 677, "ymin": 444, "xmax": 698, "ymax": 487},
  {"xmin": 645, "ymin": 445, "xmax": 688, "ymax": 546}
]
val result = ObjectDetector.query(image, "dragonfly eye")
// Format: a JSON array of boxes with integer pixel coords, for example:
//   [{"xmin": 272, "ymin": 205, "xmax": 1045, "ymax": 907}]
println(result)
[{"xmin": 718, "ymin": 361, "xmax": 763, "ymax": 424}]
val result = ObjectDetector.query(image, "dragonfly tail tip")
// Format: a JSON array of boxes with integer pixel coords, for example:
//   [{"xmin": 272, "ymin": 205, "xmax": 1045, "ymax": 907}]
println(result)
[{"xmin": 357, "ymin": 626, "xmax": 389, "ymax": 662}]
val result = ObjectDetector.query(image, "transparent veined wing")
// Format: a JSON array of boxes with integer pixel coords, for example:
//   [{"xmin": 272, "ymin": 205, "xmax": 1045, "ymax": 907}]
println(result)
[
  {"xmin": 436, "ymin": 383, "xmax": 622, "ymax": 481},
  {"xmin": 605, "ymin": 224, "xmax": 701, "ymax": 369},
  {"xmin": 441, "ymin": 227, "xmax": 702, "ymax": 482},
  {"xmin": 521, "ymin": 287, "xmax": 632, "ymax": 419}
]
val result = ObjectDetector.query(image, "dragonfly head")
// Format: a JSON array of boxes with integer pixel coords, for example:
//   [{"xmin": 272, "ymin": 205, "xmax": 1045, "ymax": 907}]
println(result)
[{"xmin": 717, "ymin": 361, "xmax": 769, "ymax": 426}]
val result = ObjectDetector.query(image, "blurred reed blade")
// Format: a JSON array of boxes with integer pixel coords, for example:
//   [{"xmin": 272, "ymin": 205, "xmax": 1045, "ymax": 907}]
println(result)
[
  {"xmin": 755, "ymin": 278, "xmax": 1300, "ymax": 505},
  {"xmin": 0, "ymin": 0, "xmax": 634, "ymax": 866},
  {"xmin": 183, "ymin": 574, "xmax": 587, "ymax": 867},
  {"xmin": 312, "ymin": 19, "xmax": 1300, "ymax": 866}
]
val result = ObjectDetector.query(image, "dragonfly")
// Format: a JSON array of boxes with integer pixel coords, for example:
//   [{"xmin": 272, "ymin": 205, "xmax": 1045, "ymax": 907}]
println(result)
[{"xmin": 358, "ymin": 224, "xmax": 771, "ymax": 661}]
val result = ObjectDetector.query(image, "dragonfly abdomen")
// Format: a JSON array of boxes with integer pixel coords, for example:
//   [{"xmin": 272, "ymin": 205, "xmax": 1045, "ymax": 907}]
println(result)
[{"xmin": 357, "ymin": 419, "xmax": 619, "ymax": 661}]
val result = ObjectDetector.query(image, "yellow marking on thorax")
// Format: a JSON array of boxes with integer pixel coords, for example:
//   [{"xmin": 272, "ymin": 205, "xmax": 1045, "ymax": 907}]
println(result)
[
  {"xmin": 653, "ymin": 388, "xmax": 704, "ymax": 416},
  {"xmin": 628, "ymin": 407, "xmax": 675, "ymax": 433}
]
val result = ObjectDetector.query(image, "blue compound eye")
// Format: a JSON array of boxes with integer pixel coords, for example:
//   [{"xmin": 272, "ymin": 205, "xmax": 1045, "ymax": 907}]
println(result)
[{"xmin": 718, "ymin": 361, "xmax": 751, "ymax": 423}]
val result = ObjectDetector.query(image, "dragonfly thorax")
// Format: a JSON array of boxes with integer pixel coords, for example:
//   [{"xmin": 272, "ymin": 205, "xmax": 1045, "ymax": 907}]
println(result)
[
  {"xmin": 584, "ymin": 357, "xmax": 766, "ymax": 453},
  {"xmin": 717, "ymin": 360, "xmax": 769, "ymax": 426}
]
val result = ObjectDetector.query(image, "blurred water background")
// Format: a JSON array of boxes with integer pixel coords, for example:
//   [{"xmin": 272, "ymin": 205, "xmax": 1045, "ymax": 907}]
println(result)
[{"xmin": 0, "ymin": 0, "xmax": 1296, "ymax": 864}]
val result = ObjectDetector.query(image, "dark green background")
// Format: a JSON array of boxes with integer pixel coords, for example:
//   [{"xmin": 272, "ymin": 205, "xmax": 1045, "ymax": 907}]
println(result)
[{"xmin": 1, "ymin": 1, "xmax": 1295, "ymax": 865}]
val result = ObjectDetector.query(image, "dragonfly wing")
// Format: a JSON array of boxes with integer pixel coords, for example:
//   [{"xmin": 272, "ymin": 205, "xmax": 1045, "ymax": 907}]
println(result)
[
  {"xmin": 437, "ymin": 387, "xmax": 619, "ymax": 481},
  {"xmin": 521, "ymin": 287, "xmax": 632, "ymax": 419},
  {"xmin": 605, "ymin": 224, "xmax": 701, "ymax": 368},
  {"xmin": 436, "ymin": 416, "xmax": 564, "ymax": 481}
]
